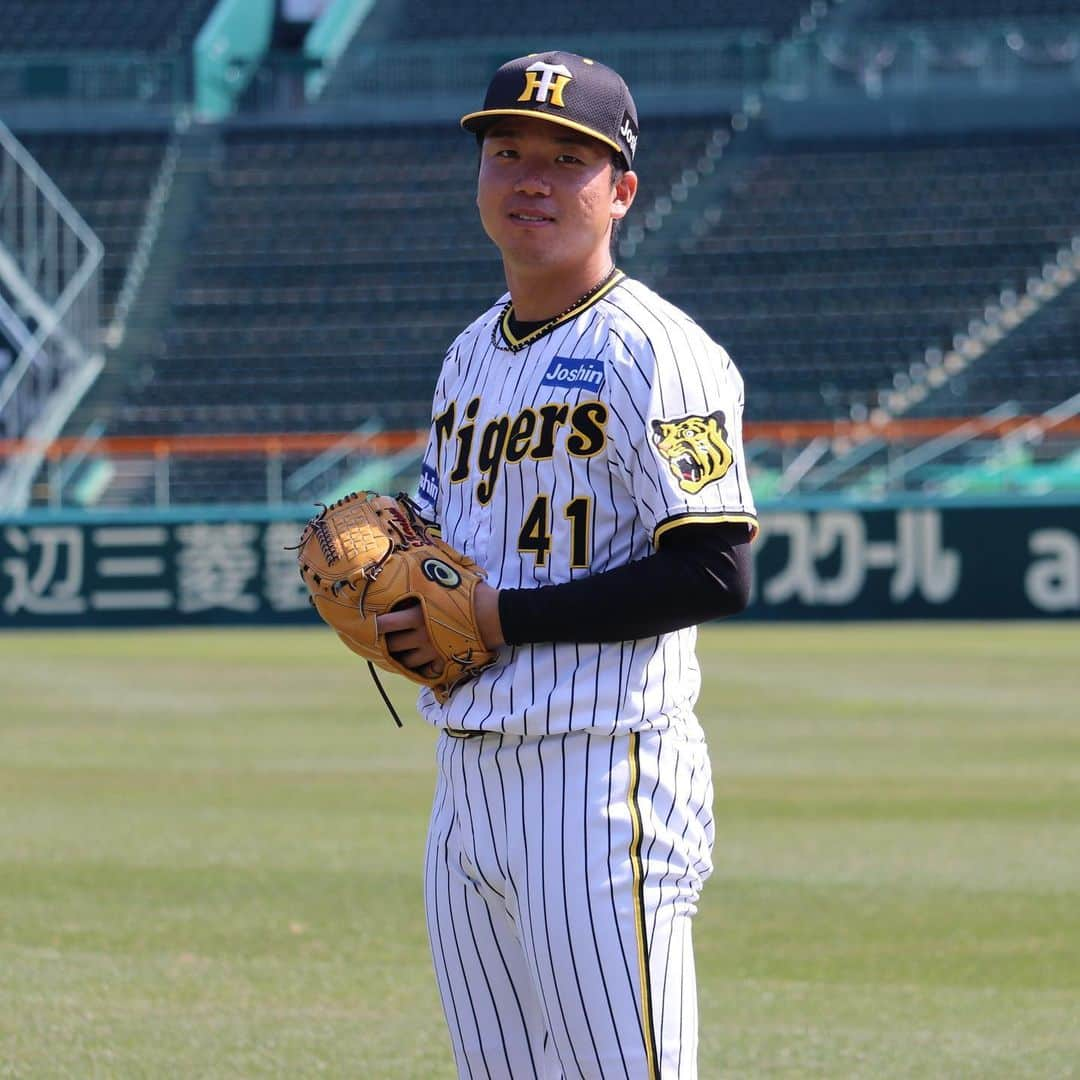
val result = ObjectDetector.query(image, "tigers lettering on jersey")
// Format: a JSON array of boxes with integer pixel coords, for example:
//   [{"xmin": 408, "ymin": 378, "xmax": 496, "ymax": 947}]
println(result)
[
  {"xmin": 433, "ymin": 396, "xmax": 608, "ymax": 505},
  {"xmin": 417, "ymin": 274, "xmax": 757, "ymax": 739}
]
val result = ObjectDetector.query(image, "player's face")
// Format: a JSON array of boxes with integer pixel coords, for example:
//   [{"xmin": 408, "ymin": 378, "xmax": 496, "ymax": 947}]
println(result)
[{"xmin": 477, "ymin": 118, "xmax": 637, "ymax": 279}]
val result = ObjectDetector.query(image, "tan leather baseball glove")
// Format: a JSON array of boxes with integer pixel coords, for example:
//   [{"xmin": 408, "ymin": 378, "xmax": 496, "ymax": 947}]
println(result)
[{"xmin": 295, "ymin": 491, "xmax": 496, "ymax": 717}]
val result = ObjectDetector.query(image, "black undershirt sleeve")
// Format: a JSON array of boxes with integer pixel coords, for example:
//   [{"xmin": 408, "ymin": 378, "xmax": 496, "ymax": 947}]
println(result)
[{"xmin": 497, "ymin": 522, "xmax": 753, "ymax": 646}]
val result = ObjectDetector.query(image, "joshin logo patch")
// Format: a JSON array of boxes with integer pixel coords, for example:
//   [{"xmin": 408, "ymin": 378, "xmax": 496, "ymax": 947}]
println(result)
[
  {"xmin": 417, "ymin": 463, "xmax": 439, "ymax": 508},
  {"xmin": 540, "ymin": 357, "xmax": 604, "ymax": 392}
]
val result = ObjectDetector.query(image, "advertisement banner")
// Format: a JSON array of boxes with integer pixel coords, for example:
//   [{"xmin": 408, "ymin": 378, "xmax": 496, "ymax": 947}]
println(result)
[
  {"xmin": 751, "ymin": 503, "xmax": 1079, "ymax": 619},
  {"xmin": 0, "ymin": 510, "xmax": 311, "ymax": 628},
  {"xmin": 1, "ymin": 501, "xmax": 1077, "ymax": 627}
]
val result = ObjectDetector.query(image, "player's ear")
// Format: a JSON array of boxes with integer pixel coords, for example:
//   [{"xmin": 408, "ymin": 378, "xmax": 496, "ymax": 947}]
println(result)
[{"xmin": 611, "ymin": 168, "xmax": 638, "ymax": 221}]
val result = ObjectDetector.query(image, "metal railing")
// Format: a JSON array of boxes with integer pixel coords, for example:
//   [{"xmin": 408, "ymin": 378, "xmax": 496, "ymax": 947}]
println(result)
[
  {"xmin": 106, "ymin": 134, "xmax": 182, "ymax": 348},
  {"xmin": 0, "ymin": 120, "xmax": 104, "ymax": 511},
  {"xmin": 773, "ymin": 17, "xmax": 1080, "ymax": 99},
  {"xmin": 1, "ymin": 17, "xmax": 1077, "ymax": 115},
  {"xmin": 6, "ymin": 416, "xmax": 1079, "ymax": 510},
  {"xmin": 938, "ymin": 391, "xmax": 1080, "ymax": 496},
  {"xmin": 0, "ymin": 51, "xmax": 188, "ymax": 106},
  {"xmin": 323, "ymin": 30, "xmax": 774, "ymax": 104}
]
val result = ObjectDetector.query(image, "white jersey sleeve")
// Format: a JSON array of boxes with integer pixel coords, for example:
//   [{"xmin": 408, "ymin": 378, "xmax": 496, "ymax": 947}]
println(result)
[{"xmin": 603, "ymin": 280, "xmax": 757, "ymax": 544}]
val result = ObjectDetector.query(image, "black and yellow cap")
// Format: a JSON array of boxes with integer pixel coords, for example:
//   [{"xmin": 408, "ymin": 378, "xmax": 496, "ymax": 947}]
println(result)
[{"xmin": 461, "ymin": 51, "xmax": 639, "ymax": 169}]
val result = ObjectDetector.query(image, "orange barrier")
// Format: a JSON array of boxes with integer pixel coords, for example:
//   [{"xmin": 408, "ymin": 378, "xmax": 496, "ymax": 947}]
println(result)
[
  {"xmin": 1, "ymin": 416, "xmax": 1078, "ymax": 459},
  {"xmin": 747, "ymin": 414, "xmax": 1080, "ymax": 444},
  {"xmin": 0, "ymin": 429, "xmax": 426, "ymax": 459}
]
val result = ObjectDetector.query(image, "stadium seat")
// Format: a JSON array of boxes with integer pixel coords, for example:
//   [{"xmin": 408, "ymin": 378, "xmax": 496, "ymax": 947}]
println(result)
[
  {"xmin": 630, "ymin": 129, "xmax": 1080, "ymax": 421},
  {"xmin": 873, "ymin": 0, "xmax": 1080, "ymax": 21},
  {"xmin": 0, "ymin": 0, "xmax": 219, "ymax": 53}
]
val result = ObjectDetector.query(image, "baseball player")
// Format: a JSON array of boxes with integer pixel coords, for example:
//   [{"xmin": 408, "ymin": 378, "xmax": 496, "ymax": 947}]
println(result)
[{"xmin": 377, "ymin": 51, "xmax": 757, "ymax": 1079}]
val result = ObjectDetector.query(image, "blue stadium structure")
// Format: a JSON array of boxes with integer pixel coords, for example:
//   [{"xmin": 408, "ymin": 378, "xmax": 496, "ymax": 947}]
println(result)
[{"xmin": 1, "ymin": 0, "xmax": 1078, "ymax": 507}]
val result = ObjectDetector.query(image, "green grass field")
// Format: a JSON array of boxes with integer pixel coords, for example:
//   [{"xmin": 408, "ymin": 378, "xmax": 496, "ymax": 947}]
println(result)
[{"xmin": 2, "ymin": 623, "xmax": 1079, "ymax": 1078}]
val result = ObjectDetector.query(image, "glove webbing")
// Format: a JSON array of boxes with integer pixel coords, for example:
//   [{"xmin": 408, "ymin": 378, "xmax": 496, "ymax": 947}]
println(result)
[{"xmin": 287, "ymin": 512, "xmax": 404, "ymax": 727}]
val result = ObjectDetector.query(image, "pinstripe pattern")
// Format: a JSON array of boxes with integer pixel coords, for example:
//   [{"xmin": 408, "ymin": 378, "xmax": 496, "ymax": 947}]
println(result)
[
  {"xmin": 426, "ymin": 726, "xmax": 714, "ymax": 1079},
  {"xmin": 414, "ymin": 275, "xmax": 756, "ymax": 739},
  {"xmin": 414, "ymin": 272, "xmax": 749, "ymax": 1076}
]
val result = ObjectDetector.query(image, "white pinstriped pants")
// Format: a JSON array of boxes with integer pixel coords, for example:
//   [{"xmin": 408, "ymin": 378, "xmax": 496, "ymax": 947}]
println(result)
[{"xmin": 425, "ymin": 725, "xmax": 715, "ymax": 1080}]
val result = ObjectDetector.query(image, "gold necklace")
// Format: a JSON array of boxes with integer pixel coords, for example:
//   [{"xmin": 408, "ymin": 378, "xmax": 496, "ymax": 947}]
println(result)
[{"xmin": 494, "ymin": 267, "xmax": 622, "ymax": 353}]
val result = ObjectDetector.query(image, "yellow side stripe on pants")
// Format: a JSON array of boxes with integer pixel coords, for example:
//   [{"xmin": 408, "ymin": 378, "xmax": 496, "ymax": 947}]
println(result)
[{"xmin": 627, "ymin": 731, "xmax": 661, "ymax": 1080}]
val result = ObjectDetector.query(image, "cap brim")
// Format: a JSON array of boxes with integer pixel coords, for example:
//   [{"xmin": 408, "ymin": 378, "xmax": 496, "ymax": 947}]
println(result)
[{"xmin": 460, "ymin": 108, "xmax": 626, "ymax": 162}]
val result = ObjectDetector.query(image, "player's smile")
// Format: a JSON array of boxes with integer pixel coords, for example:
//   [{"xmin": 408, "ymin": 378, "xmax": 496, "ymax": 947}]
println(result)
[
  {"xmin": 479, "ymin": 124, "xmax": 609, "ymax": 227},
  {"xmin": 476, "ymin": 116, "xmax": 636, "ymax": 316},
  {"xmin": 508, "ymin": 210, "xmax": 554, "ymax": 226}
]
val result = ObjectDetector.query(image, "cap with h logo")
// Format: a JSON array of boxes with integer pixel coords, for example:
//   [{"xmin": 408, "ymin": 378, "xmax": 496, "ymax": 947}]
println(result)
[{"xmin": 461, "ymin": 51, "xmax": 639, "ymax": 169}]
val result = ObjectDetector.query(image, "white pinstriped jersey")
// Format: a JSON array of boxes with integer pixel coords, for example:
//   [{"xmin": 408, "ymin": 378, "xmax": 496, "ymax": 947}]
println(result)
[{"xmin": 415, "ymin": 271, "xmax": 756, "ymax": 737}]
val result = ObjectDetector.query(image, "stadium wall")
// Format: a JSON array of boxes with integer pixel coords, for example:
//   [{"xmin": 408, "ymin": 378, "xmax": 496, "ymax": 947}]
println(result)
[{"xmin": 2, "ymin": 497, "xmax": 1077, "ymax": 626}]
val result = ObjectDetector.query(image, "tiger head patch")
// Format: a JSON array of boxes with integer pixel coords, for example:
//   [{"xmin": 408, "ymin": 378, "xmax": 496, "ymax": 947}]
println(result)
[{"xmin": 651, "ymin": 410, "xmax": 734, "ymax": 494}]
